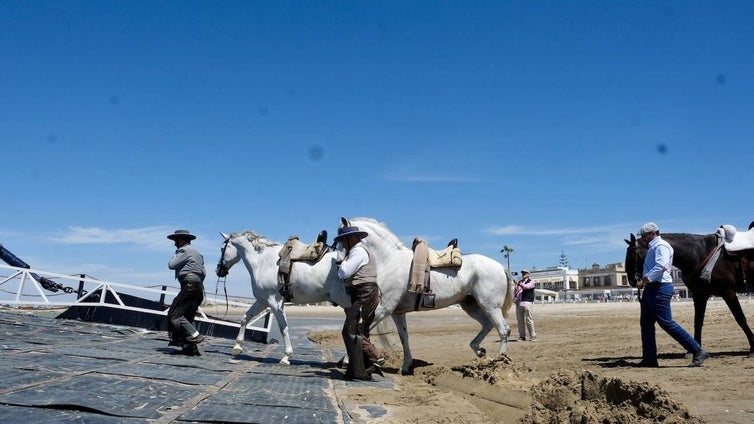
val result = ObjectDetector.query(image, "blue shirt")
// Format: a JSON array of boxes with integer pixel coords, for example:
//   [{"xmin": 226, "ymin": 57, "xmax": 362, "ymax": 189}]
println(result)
[{"xmin": 643, "ymin": 236, "xmax": 674, "ymax": 283}]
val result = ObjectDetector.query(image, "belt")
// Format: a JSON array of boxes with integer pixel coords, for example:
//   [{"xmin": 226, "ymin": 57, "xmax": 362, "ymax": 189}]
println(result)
[{"xmin": 179, "ymin": 272, "xmax": 203, "ymax": 282}]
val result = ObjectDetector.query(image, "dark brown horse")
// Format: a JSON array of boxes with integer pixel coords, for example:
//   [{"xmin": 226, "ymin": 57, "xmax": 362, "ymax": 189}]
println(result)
[{"xmin": 625, "ymin": 231, "xmax": 754, "ymax": 356}]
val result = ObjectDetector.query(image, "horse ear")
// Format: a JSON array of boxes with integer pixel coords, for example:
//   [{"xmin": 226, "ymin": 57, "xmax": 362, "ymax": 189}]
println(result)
[
  {"xmin": 220, "ymin": 232, "xmax": 229, "ymax": 240},
  {"xmin": 625, "ymin": 238, "xmax": 631, "ymax": 245},
  {"xmin": 630, "ymin": 233, "xmax": 636, "ymax": 243},
  {"xmin": 340, "ymin": 216, "xmax": 349, "ymax": 227}
]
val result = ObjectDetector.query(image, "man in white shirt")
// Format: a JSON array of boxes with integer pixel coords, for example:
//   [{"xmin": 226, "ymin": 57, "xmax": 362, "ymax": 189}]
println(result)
[
  {"xmin": 637, "ymin": 222, "xmax": 709, "ymax": 367},
  {"xmin": 335, "ymin": 225, "xmax": 383, "ymax": 381}
]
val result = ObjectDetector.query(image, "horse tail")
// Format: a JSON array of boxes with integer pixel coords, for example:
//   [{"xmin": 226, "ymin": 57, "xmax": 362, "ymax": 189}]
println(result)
[{"xmin": 502, "ymin": 267, "xmax": 515, "ymax": 318}]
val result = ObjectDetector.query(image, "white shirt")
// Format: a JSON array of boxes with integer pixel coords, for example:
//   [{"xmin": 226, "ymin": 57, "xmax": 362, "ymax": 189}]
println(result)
[{"xmin": 337, "ymin": 242, "xmax": 370, "ymax": 280}]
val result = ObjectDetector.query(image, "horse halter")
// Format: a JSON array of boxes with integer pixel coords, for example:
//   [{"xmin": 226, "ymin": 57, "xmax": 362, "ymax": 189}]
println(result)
[
  {"xmin": 215, "ymin": 237, "xmax": 231, "ymax": 278},
  {"xmin": 626, "ymin": 239, "xmax": 645, "ymax": 287}
]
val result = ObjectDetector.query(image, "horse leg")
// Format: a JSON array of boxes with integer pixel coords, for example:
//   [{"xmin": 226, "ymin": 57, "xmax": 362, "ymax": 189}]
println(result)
[
  {"xmin": 721, "ymin": 291, "xmax": 754, "ymax": 356},
  {"xmin": 692, "ymin": 295, "xmax": 709, "ymax": 345},
  {"xmin": 233, "ymin": 301, "xmax": 268, "ymax": 356},
  {"xmin": 389, "ymin": 313, "xmax": 414, "ymax": 375},
  {"xmin": 482, "ymin": 306, "xmax": 510, "ymax": 355},
  {"xmin": 268, "ymin": 302, "xmax": 293, "ymax": 365},
  {"xmin": 459, "ymin": 298, "xmax": 494, "ymax": 357}
]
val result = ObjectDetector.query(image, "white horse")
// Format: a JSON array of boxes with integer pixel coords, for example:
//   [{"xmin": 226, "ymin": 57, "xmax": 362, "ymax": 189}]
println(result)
[
  {"xmin": 340, "ymin": 217, "xmax": 516, "ymax": 374},
  {"xmin": 216, "ymin": 230, "xmax": 351, "ymax": 365},
  {"xmin": 218, "ymin": 220, "xmax": 515, "ymax": 375}
]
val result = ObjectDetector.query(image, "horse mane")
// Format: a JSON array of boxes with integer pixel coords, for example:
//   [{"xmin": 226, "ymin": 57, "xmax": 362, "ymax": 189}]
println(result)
[
  {"xmin": 349, "ymin": 217, "xmax": 411, "ymax": 251},
  {"xmin": 230, "ymin": 230, "xmax": 281, "ymax": 248}
]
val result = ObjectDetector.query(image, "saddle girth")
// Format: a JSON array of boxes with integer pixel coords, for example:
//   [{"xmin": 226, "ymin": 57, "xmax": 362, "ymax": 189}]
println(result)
[{"xmin": 409, "ymin": 237, "xmax": 462, "ymax": 310}]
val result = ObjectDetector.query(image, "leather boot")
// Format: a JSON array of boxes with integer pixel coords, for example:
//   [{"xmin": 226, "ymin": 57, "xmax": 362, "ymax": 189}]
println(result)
[{"xmin": 345, "ymin": 335, "xmax": 371, "ymax": 381}]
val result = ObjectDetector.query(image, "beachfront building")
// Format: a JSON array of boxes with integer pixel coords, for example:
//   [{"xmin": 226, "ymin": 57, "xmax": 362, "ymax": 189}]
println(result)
[
  {"xmin": 580, "ymin": 262, "xmax": 630, "ymax": 290},
  {"xmin": 575, "ymin": 262, "xmax": 633, "ymax": 301},
  {"xmin": 528, "ymin": 267, "xmax": 579, "ymax": 292},
  {"xmin": 527, "ymin": 262, "xmax": 687, "ymax": 302}
]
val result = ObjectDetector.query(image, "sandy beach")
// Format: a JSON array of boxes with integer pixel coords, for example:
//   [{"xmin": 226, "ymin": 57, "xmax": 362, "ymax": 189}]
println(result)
[{"xmin": 290, "ymin": 299, "xmax": 754, "ymax": 423}]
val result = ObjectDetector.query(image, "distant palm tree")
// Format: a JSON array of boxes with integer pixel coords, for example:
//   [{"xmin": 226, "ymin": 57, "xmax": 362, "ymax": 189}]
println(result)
[{"xmin": 500, "ymin": 245, "xmax": 514, "ymax": 272}]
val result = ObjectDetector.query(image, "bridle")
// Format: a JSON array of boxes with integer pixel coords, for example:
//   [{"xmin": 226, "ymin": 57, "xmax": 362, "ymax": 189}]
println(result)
[
  {"xmin": 628, "ymin": 242, "xmax": 644, "ymax": 287},
  {"xmin": 212, "ymin": 236, "xmax": 234, "ymax": 318},
  {"xmin": 625, "ymin": 236, "xmax": 647, "ymax": 300},
  {"xmin": 215, "ymin": 237, "xmax": 232, "ymax": 278}
]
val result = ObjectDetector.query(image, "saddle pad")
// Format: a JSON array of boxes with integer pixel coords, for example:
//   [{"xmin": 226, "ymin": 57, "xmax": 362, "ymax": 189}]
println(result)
[{"xmin": 724, "ymin": 227, "xmax": 754, "ymax": 252}]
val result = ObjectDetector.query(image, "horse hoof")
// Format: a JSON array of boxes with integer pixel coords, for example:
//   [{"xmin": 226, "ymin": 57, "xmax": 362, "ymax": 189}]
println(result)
[
  {"xmin": 280, "ymin": 357, "xmax": 290, "ymax": 365},
  {"xmin": 232, "ymin": 347, "xmax": 243, "ymax": 356},
  {"xmin": 476, "ymin": 347, "xmax": 487, "ymax": 357}
]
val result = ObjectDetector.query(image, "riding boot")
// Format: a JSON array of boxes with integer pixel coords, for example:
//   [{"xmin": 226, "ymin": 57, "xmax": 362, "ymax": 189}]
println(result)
[
  {"xmin": 279, "ymin": 283, "xmax": 293, "ymax": 302},
  {"xmin": 345, "ymin": 335, "xmax": 371, "ymax": 381}
]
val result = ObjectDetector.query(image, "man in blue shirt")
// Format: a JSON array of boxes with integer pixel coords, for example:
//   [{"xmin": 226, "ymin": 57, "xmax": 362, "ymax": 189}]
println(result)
[{"xmin": 636, "ymin": 222, "xmax": 709, "ymax": 367}]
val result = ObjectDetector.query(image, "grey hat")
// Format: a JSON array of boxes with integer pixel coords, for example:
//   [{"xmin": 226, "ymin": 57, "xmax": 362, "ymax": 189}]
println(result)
[
  {"xmin": 638, "ymin": 222, "xmax": 659, "ymax": 236},
  {"xmin": 167, "ymin": 229, "xmax": 196, "ymax": 241},
  {"xmin": 333, "ymin": 226, "xmax": 368, "ymax": 243}
]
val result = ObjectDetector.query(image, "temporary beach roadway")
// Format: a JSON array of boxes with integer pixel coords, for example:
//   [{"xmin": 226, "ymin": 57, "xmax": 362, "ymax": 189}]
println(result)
[{"xmin": 0, "ymin": 310, "xmax": 391, "ymax": 423}]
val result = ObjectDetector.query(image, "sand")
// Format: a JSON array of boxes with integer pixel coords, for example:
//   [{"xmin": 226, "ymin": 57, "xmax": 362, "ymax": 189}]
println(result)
[{"xmin": 292, "ymin": 298, "xmax": 754, "ymax": 423}]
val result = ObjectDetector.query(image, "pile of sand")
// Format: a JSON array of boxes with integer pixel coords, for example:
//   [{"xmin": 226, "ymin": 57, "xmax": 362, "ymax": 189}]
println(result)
[{"xmin": 521, "ymin": 370, "xmax": 704, "ymax": 424}]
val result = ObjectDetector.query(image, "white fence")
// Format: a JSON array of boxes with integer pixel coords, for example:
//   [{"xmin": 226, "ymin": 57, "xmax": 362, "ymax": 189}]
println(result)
[{"xmin": 0, "ymin": 264, "xmax": 271, "ymax": 336}]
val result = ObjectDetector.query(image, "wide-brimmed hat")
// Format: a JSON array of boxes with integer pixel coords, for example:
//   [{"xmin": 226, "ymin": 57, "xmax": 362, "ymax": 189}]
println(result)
[
  {"xmin": 333, "ymin": 226, "xmax": 368, "ymax": 243},
  {"xmin": 638, "ymin": 222, "xmax": 659, "ymax": 236},
  {"xmin": 167, "ymin": 229, "xmax": 197, "ymax": 241},
  {"xmin": 521, "ymin": 269, "xmax": 531, "ymax": 275}
]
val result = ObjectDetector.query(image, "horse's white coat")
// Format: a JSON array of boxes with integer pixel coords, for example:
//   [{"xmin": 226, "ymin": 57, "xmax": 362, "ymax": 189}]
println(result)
[
  {"xmin": 219, "ymin": 218, "xmax": 515, "ymax": 374},
  {"xmin": 218, "ymin": 231, "xmax": 350, "ymax": 365},
  {"xmin": 343, "ymin": 217, "xmax": 515, "ymax": 373}
]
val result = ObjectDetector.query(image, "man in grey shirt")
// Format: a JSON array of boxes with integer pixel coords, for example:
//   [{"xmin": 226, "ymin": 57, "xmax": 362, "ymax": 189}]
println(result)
[{"xmin": 167, "ymin": 229, "xmax": 206, "ymax": 355}]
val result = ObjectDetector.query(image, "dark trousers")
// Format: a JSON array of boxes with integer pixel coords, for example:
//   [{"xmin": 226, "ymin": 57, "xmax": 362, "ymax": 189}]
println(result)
[
  {"xmin": 168, "ymin": 275, "xmax": 204, "ymax": 346},
  {"xmin": 640, "ymin": 282, "xmax": 700, "ymax": 361},
  {"xmin": 342, "ymin": 282, "xmax": 381, "ymax": 378}
]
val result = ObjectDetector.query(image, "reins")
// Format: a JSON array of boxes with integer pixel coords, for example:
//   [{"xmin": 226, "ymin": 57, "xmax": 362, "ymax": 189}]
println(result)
[{"xmin": 214, "ymin": 237, "xmax": 232, "ymax": 318}]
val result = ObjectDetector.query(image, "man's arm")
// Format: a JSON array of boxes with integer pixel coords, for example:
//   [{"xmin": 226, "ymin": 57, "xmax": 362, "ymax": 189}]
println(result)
[{"xmin": 338, "ymin": 246, "xmax": 369, "ymax": 279}]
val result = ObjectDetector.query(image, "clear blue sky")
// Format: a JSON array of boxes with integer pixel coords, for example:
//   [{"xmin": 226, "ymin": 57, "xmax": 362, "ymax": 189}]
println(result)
[{"xmin": 2, "ymin": 1, "xmax": 752, "ymax": 296}]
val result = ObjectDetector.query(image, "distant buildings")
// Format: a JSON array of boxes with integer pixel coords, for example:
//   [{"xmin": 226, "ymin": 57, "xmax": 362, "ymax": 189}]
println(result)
[{"xmin": 525, "ymin": 262, "xmax": 687, "ymax": 302}]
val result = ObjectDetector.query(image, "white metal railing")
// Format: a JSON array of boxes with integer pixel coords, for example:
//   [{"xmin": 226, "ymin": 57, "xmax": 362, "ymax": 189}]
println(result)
[{"xmin": 0, "ymin": 264, "xmax": 271, "ymax": 334}]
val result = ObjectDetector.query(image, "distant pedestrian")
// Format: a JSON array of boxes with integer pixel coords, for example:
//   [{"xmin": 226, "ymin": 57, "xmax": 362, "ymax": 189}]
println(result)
[
  {"xmin": 635, "ymin": 222, "xmax": 708, "ymax": 367},
  {"xmin": 167, "ymin": 230, "xmax": 206, "ymax": 356},
  {"xmin": 515, "ymin": 270, "xmax": 537, "ymax": 341}
]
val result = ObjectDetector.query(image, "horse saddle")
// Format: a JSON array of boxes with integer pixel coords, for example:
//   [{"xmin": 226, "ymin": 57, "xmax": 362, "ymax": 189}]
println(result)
[
  {"xmin": 720, "ymin": 225, "xmax": 754, "ymax": 252},
  {"xmin": 408, "ymin": 237, "xmax": 463, "ymax": 296},
  {"xmin": 277, "ymin": 231, "xmax": 329, "ymax": 301}
]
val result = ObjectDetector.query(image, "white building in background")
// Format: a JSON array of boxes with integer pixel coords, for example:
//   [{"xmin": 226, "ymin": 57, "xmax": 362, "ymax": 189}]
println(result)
[{"xmin": 528, "ymin": 267, "xmax": 579, "ymax": 291}]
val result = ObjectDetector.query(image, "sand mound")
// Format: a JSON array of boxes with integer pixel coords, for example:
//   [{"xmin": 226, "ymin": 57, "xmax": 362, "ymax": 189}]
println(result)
[
  {"xmin": 450, "ymin": 354, "xmax": 519, "ymax": 384},
  {"xmin": 521, "ymin": 369, "xmax": 704, "ymax": 424},
  {"xmin": 413, "ymin": 357, "xmax": 703, "ymax": 423}
]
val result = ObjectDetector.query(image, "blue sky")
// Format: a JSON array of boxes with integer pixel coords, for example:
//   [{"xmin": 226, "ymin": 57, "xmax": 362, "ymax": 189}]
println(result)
[{"xmin": 2, "ymin": 1, "xmax": 753, "ymax": 297}]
